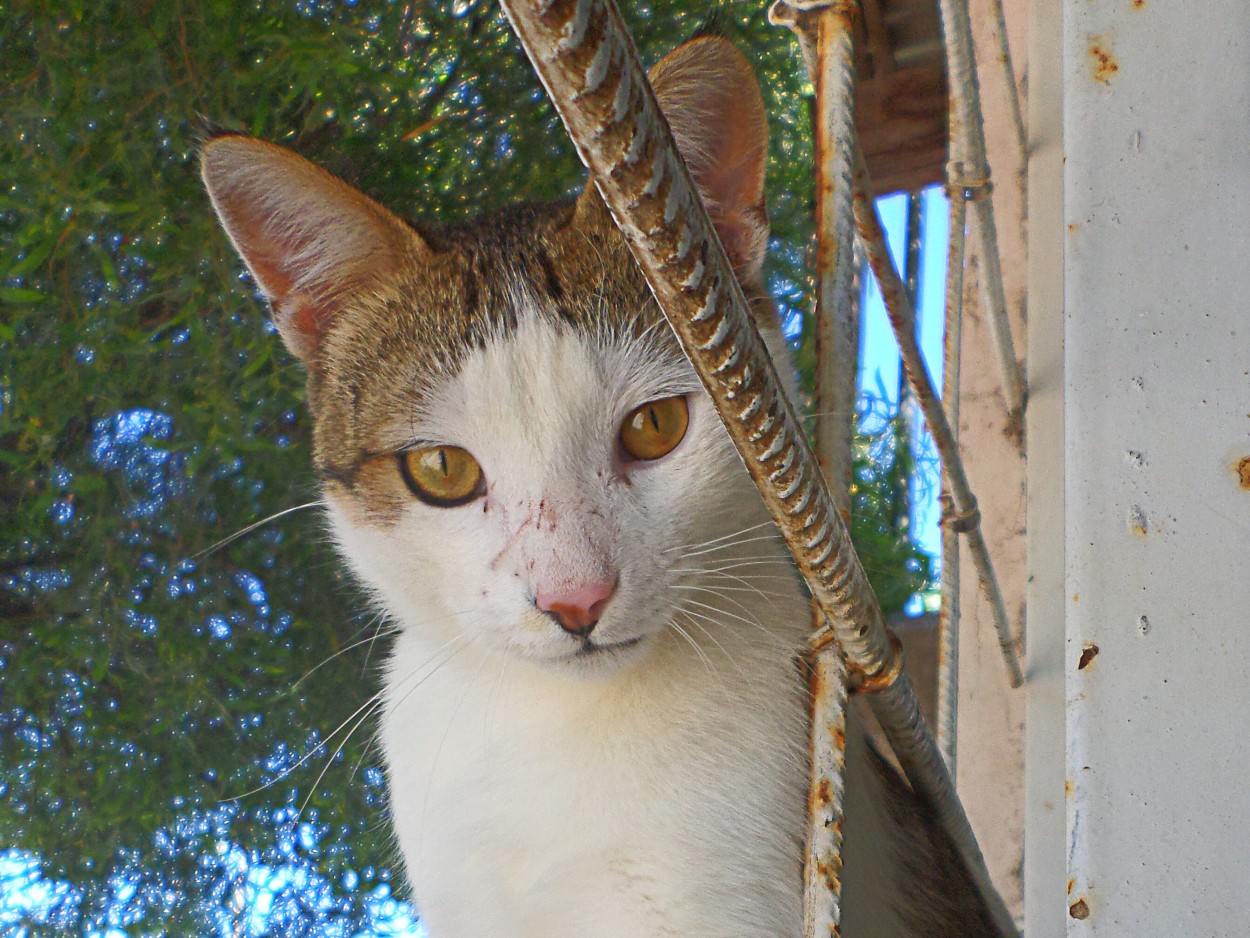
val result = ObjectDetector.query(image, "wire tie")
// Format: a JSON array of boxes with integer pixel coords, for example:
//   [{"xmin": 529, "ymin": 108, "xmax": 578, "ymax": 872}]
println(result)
[
  {"xmin": 940, "ymin": 493, "xmax": 982, "ymax": 533},
  {"xmin": 846, "ymin": 629, "xmax": 905, "ymax": 695},
  {"xmin": 945, "ymin": 162, "xmax": 994, "ymax": 203}
]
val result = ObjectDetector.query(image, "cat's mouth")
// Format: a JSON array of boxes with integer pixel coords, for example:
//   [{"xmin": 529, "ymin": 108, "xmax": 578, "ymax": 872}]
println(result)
[{"xmin": 571, "ymin": 636, "xmax": 645, "ymax": 659}]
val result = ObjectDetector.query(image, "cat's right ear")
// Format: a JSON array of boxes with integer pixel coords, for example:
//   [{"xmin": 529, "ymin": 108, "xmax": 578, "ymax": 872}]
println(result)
[
  {"xmin": 201, "ymin": 134, "xmax": 426, "ymax": 366},
  {"xmin": 573, "ymin": 36, "xmax": 771, "ymax": 285}
]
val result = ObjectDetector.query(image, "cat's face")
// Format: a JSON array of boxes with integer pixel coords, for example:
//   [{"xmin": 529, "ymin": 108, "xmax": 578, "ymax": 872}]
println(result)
[
  {"xmin": 327, "ymin": 309, "xmax": 762, "ymax": 675},
  {"xmin": 201, "ymin": 36, "xmax": 782, "ymax": 677}
]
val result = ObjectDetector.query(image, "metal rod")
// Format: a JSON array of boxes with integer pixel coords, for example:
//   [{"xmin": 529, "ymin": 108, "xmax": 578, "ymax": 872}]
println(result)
[
  {"xmin": 893, "ymin": 191, "xmax": 924, "ymax": 536},
  {"xmin": 852, "ymin": 147, "xmax": 1024, "ymax": 691},
  {"xmin": 769, "ymin": 3, "xmax": 862, "ymax": 932},
  {"xmin": 495, "ymin": 1, "xmax": 1017, "ymax": 933},
  {"xmin": 804, "ymin": 642, "xmax": 848, "ymax": 935},
  {"xmin": 773, "ymin": 0, "xmax": 861, "ymax": 507},
  {"xmin": 985, "ymin": 0, "xmax": 1027, "ymax": 163},
  {"xmin": 936, "ymin": 0, "xmax": 1027, "ymax": 424},
  {"xmin": 936, "ymin": 185, "xmax": 968, "ymax": 776}
]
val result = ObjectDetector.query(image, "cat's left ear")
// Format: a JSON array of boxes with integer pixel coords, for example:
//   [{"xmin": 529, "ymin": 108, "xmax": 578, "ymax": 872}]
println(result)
[
  {"xmin": 649, "ymin": 36, "xmax": 771, "ymax": 283},
  {"xmin": 201, "ymin": 134, "xmax": 427, "ymax": 367}
]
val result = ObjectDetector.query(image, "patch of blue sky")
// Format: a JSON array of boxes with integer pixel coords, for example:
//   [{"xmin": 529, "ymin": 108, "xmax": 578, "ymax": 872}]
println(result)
[
  {"xmin": 0, "ymin": 811, "xmax": 425, "ymax": 935},
  {"xmin": 858, "ymin": 186, "xmax": 950, "ymax": 614},
  {"xmin": 0, "ymin": 850, "xmax": 83, "ymax": 933},
  {"xmin": 909, "ymin": 186, "xmax": 951, "ymax": 569}
]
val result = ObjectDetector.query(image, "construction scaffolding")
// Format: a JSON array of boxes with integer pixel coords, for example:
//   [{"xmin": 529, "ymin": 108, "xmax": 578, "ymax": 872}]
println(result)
[{"xmin": 497, "ymin": 0, "xmax": 1027, "ymax": 933}]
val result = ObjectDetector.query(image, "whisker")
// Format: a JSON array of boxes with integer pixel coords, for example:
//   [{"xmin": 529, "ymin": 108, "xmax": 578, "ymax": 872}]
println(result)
[
  {"xmin": 702, "ymin": 570, "xmax": 801, "ymax": 585},
  {"xmin": 195, "ymin": 501, "xmax": 324, "ymax": 559},
  {"xmin": 679, "ymin": 596, "xmax": 788, "ymax": 645},
  {"xmin": 676, "ymin": 532, "xmax": 786, "ymax": 560},
  {"xmin": 671, "ymin": 581, "xmax": 774, "ymax": 597},
  {"xmin": 701, "ymin": 558, "xmax": 799, "ymax": 574},
  {"xmin": 699, "ymin": 568, "xmax": 795, "ymax": 603},
  {"xmin": 289, "ymin": 624, "xmax": 403, "ymax": 694},
  {"xmin": 419, "ymin": 651, "xmax": 490, "ymax": 835},
  {"xmin": 484, "ymin": 657, "xmax": 509, "ymax": 745},
  {"xmin": 676, "ymin": 604, "xmax": 789, "ymax": 654},
  {"xmin": 800, "ymin": 406, "xmax": 862, "ymax": 421},
  {"xmin": 228, "ymin": 632, "xmax": 469, "ymax": 804},
  {"xmin": 668, "ymin": 619, "xmax": 714, "ymax": 673},
  {"xmin": 671, "ymin": 582, "xmax": 781, "ymax": 620},
  {"xmin": 225, "ymin": 689, "xmax": 387, "ymax": 803},
  {"xmin": 298, "ymin": 696, "xmax": 384, "ymax": 819},
  {"xmin": 360, "ymin": 611, "xmax": 393, "ymax": 677},
  {"xmin": 380, "ymin": 634, "xmax": 474, "ymax": 718},
  {"xmin": 674, "ymin": 611, "xmax": 743, "ymax": 676},
  {"xmin": 663, "ymin": 519, "xmax": 778, "ymax": 555}
]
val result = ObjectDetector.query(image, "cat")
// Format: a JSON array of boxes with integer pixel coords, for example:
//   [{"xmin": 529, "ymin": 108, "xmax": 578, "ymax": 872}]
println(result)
[{"xmin": 201, "ymin": 33, "xmax": 998, "ymax": 938}]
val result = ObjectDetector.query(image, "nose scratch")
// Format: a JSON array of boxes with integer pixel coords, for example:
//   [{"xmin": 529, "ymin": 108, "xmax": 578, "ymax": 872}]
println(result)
[
  {"xmin": 489, "ymin": 506, "xmax": 535, "ymax": 571},
  {"xmin": 536, "ymin": 499, "xmax": 559, "ymax": 531}
]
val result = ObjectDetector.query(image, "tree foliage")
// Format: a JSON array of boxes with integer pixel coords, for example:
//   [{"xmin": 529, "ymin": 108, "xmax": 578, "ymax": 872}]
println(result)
[{"xmin": 0, "ymin": 1, "xmax": 927, "ymax": 933}]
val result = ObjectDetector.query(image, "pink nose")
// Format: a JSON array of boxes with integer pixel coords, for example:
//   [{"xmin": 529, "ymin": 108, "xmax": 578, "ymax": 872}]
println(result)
[{"xmin": 535, "ymin": 580, "xmax": 617, "ymax": 638}]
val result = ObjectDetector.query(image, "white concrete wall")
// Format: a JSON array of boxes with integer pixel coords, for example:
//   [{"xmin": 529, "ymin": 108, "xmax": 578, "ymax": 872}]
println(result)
[
  {"xmin": 1029, "ymin": 0, "xmax": 1250, "ymax": 932},
  {"xmin": 1024, "ymin": 0, "xmax": 1067, "ymax": 935},
  {"xmin": 956, "ymin": 0, "xmax": 1031, "ymax": 921}
]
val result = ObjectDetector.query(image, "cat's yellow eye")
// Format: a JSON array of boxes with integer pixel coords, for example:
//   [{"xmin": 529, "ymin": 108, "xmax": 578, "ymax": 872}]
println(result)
[
  {"xmin": 399, "ymin": 446, "xmax": 485, "ymax": 506},
  {"xmin": 620, "ymin": 395, "xmax": 690, "ymax": 461}
]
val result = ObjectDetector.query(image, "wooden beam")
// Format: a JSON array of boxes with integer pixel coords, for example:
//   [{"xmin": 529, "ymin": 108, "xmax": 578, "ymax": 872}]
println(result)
[
  {"xmin": 858, "ymin": 0, "xmax": 896, "ymax": 77},
  {"xmin": 854, "ymin": 64, "xmax": 947, "ymax": 194}
]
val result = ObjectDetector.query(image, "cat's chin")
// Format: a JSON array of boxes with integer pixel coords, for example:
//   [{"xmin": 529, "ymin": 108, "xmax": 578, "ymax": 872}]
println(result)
[{"xmin": 522, "ymin": 635, "xmax": 653, "ymax": 679}]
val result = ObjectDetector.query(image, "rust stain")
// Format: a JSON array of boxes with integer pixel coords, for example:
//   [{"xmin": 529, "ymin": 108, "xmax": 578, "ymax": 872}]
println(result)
[
  {"xmin": 1069, "ymin": 898, "xmax": 1091, "ymax": 920},
  {"xmin": 1132, "ymin": 0, "xmax": 1145, "ymax": 7},
  {"xmin": 1067, "ymin": 877, "xmax": 1076, "ymax": 896},
  {"xmin": 1078, "ymin": 643, "xmax": 1100, "ymax": 671},
  {"xmin": 1237, "ymin": 456, "xmax": 1250, "ymax": 490},
  {"xmin": 1128, "ymin": 505, "xmax": 1148, "ymax": 536},
  {"xmin": 1073, "ymin": 593, "xmax": 1080, "ymax": 603},
  {"xmin": 1065, "ymin": 779, "xmax": 1074, "ymax": 797},
  {"xmin": 1067, "ymin": 222, "xmax": 1079, "ymax": 233},
  {"xmin": 816, "ymin": 777, "xmax": 834, "ymax": 807},
  {"xmin": 1088, "ymin": 37, "xmax": 1119, "ymax": 84},
  {"xmin": 815, "ymin": 859, "xmax": 842, "ymax": 892}
]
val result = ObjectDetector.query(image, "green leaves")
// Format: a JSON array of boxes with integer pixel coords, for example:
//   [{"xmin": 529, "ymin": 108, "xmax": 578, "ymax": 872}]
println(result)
[
  {"xmin": 0, "ymin": 286, "xmax": 45, "ymax": 304},
  {"xmin": 0, "ymin": 2, "xmax": 921, "ymax": 931}
]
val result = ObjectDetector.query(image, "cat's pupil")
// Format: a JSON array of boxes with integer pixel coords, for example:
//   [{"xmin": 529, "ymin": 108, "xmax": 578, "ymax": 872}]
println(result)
[{"xmin": 648, "ymin": 406, "xmax": 660, "ymax": 432}]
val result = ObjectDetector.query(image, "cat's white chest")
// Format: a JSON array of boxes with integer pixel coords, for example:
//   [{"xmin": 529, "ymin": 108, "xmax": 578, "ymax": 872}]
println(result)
[{"xmin": 380, "ymin": 611, "xmax": 807, "ymax": 938}]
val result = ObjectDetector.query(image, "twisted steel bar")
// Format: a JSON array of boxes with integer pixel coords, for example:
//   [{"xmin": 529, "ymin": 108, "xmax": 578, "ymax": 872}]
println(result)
[
  {"xmin": 936, "ymin": 181, "xmax": 968, "ymax": 776},
  {"xmin": 496, "ymin": 1, "xmax": 1016, "ymax": 933},
  {"xmin": 937, "ymin": 0, "xmax": 1027, "ymax": 425},
  {"xmin": 985, "ymin": 0, "xmax": 1027, "ymax": 163},
  {"xmin": 769, "ymin": 3, "xmax": 861, "ymax": 932},
  {"xmin": 851, "ymin": 147, "xmax": 1024, "ymax": 691},
  {"xmin": 770, "ymin": 0, "xmax": 860, "ymax": 505}
]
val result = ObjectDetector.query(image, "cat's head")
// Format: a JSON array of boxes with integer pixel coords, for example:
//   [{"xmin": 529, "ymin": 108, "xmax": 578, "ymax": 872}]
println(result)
[{"xmin": 202, "ymin": 36, "xmax": 790, "ymax": 676}]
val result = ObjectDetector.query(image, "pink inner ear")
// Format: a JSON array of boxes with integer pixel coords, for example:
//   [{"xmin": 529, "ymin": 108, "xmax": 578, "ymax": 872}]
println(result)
[
  {"xmin": 202, "ymin": 134, "xmax": 426, "ymax": 366},
  {"xmin": 648, "ymin": 36, "xmax": 770, "ymax": 279}
]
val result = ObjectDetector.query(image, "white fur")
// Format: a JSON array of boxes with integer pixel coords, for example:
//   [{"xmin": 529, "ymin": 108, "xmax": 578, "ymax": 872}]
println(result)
[{"xmin": 325, "ymin": 315, "xmax": 899, "ymax": 936}]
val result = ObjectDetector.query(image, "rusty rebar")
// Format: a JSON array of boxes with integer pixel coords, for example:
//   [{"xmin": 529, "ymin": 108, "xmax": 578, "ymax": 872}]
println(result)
[
  {"xmin": 985, "ymin": 0, "xmax": 1027, "ymax": 163},
  {"xmin": 769, "ymin": 2, "xmax": 861, "ymax": 932},
  {"xmin": 770, "ymin": 0, "xmax": 860, "ymax": 506},
  {"xmin": 495, "ymin": 1, "xmax": 1017, "ymax": 934},
  {"xmin": 937, "ymin": 183, "xmax": 968, "ymax": 776},
  {"xmin": 937, "ymin": 0, "xmax": 1027, "ymax": 424},
  {"xmin": 851, "ymin": 147, "xmax": 1024, "ymax": 692}
]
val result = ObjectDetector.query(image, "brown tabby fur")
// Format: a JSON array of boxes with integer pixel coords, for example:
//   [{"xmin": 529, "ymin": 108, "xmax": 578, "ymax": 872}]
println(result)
[{"xmin": 201, "ymin": 31, "xmax": 999, "ymax": 936}]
